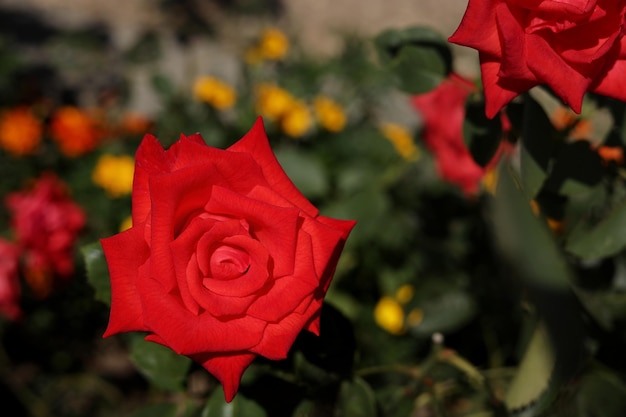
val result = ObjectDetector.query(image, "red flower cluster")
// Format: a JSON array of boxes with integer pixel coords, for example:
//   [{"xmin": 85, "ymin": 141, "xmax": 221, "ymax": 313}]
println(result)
[
  {"xmin": 412, "ymin": 74, "xmax": 505, "ymax": 195},
  {"xmin": 450, "ymin": 0, "xmax": 626, "ymax": 118},
  {"xmin": 6, "ymin": 175, "xmax": 86, "ymax": 299},
  {"xmin": 101, "ymin": 117, "xmax": 355, "ymax": 401}
]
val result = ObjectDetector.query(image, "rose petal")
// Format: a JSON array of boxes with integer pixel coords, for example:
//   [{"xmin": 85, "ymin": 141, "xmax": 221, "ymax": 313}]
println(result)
[
  {"xmin": 204, "ymin": 186, "xmax": 300, "ymax": 278},
  {"xmin": 190, "ymin": 352, "xmax": 256, "ymax": 403},
  {"xmin": 247, "ymin": 232, "xmax": 319, "ymax": 322},
  {"xmin": 187, "ymin": 253, "xmax": 259, "ymax": 317},
  {"xmin": 227, "ymin": 117, "xmax": 319, "ymax": 217},
  {"xmin": 251, "ymin": 308, "xmax": 311, "ymax": 360},
  {"xmin": 139, "ymin": 273, "xmax": 267, "ymax": 354},
  {"xmin": 448, "ymin": 0, "xmax": 501, "ymax": 56},
  {"xmin": 480, "ymin": 55, "xmax": 537, "ymax": 119},
  {"xmin": 101, "ymin": 226, "xmax": 150, "ymax": 337}
]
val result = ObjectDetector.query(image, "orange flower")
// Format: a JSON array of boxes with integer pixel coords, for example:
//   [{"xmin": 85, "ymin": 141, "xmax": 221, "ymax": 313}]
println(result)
[
  {"xmin": 550, "ymin": 106, "xmax": 592, "ymax": 140},
  {"xmin": 49, "ymin": 106, "xmax": 102, "ymax": 157},
  {"xmin": 0, "ymin": 107, "xmax": 43, "ymax": 156},
  {"xmin": 597, "ymin": 146, "xmax": 624, "ymax": 165},
  {"xmin": 119, "ymin": 112, "xmax": 153, "ymax": 136}
]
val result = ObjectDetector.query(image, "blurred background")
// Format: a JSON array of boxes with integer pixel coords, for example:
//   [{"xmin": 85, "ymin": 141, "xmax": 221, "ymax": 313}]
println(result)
[{"xmin": 0, "ymin": 1, "xmax": 583, "ymax": 417}]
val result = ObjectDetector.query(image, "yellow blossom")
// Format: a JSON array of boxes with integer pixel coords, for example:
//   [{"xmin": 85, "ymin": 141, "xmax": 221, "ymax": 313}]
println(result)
[
  {"xmin": 92, "ymin": 154, "xmax": 135, "ymax": 198},
  {"xmin": 406, "ymin": 308, "xmax": 424, "ymax": 327},
  {"xmin": 119, "ymin": 215, "xmax": 133, "ymax": 232},
  {"xmin": 374, "ymin": 296, "xmax": 405, "ymax": 335},
  {"xmin": 314, "ymin": 96, "xmax": 347, "ymax": 132},
  {"xmin": 482, "ymin": 167, "xmax": 498, "ymax": 195},
  {"xmin": 193, "ymin": 76, "xmax": 237, "ymax": 110},
  {"xmin": 281, "ymin": 101, "xmax": 312, "ymax": 138},
  {"xmin": 258, "ymin": 28, "xmax": 289, "ymax": 60},
  {"xmin": 0, "ymin": 107, "xmax": 43, "ymax": 156},
  {"xmin": 380, "ymin": 123, "xmax": 420, "ymax": 161},
  {"xmin": 395, "ymin": 284, "xmax": 415, "ymax": 304},
  {"xmin": 255, "ymin": 83, "xmax": 295, "ymax": 121}
]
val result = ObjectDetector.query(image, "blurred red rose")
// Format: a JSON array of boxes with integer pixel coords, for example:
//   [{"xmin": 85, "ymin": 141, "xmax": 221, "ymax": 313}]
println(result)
[
  {"xmin": 101, "ymin": 117, "xmax": 355, "ymax": 402},
  {"xmin": 0, "ymin": 238, "xmax": 22, "ymax": 321},
  {"xmin": 449, "ymin": 0, "xmax": 626, "ymax": 118},
  {"xmin": 412, "ymin": 74, "xmax": 500, "ymax": 196},
  {"xmin": 6, "ymin": 175, "xmax": 86, "ymax": 298}
]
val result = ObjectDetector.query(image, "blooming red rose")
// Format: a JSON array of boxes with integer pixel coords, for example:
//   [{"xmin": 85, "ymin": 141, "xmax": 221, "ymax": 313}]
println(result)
[
  {"xmin": 0, "ymin": 238, "xmax": 22, "ymax": 321},
  {"xmin": 6, "ymin": 174, "xmax": 86, "ymax": 298},
  {"xmin": 449, "ymin": 0, "xmax": 626, "ymax": 118},
  {"xmin": 412, "ymin": 74, "xmax": 503, "ymax": 195},
  {"xmin": 101, "ymin": 117, "xmax": 355, "ymax": 401}
]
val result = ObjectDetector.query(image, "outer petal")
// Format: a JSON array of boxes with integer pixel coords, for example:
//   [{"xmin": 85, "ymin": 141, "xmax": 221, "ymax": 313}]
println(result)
[
  {"xmin": 479, "ymin": 55, "xmax": 538, "ymax": 119},
  {"xmin": 138, "ymin": 273, "xmax": 267, "ymax": 355},
  {"xmin": 590, "ymin": 42, "xmax": 626, "ymax": 102},
  {"xmin": 101, "ymin": 225, "xmax": 150, "ymax": 337},
  {"xmin": 448, "ymin": 0, "xmax": 502, "ymax": 56},
  {"xmin": 190, "ymin": 352, "xmax": 256, "ymax": 403},
  {"xmin": 227, "ymin": 117, "xmax": 319, "ymax": 217},
  {"xmin": 246, "ymin": 231, "xmax": 319, "ymax": 322},
  {"xmin": 132, "ymin": 134, "xmax": 172, "ymax": 224}
]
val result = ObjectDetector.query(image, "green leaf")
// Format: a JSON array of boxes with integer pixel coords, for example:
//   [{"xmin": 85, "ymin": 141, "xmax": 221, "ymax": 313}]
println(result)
[
  {"xmin": 374, "ymin": 26, "xmax": 451, "ymax": 66},
  {"xmin": 408, "ymin": 289, "xmax": 476, "ymax": 336},
  {"xmin": 129, "ymin": 335, "xmax": 192, "ymax": 392},
  {"xmin": 565, "ymin": 201, "xmax": 626, "ymax": 261},
  {"xmin": 572, "ymin": 366, "xmax": 626, "ymax": 417},
  {"xmin": 201, "ymin": 386, "xmax": 267, "ymax": 417},
  {"xmin": 519, "ymin": 95, "xmax": 559, "ymax": 200},
  {"xmin": 505, "ymin": 322, "xmax": 555, "ymax": 413},
  {"xmin": 81, "ymin": 241, "xmax": 111, "ymax": 305},
  {"xmin": 336, "ymin": 377, "xmax": 377, "ymax": 417},
  {"xmin": 390, "ymin": 45, "xmax": 447, "ymax": 94},
  {"xmin": 374, "ymin": 26, "xmax": 450, "ymax": 95},
  {"xmin": 274, "ymin": 147, "xmax": 329, "ymax": 199},
  {"xmin": 492, "ymin": 163, "xmax": 571, "ymax": 290}
]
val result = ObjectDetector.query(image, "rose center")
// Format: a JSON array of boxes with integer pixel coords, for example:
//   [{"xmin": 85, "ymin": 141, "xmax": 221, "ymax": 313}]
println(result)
[{"xmin": 207, "ymin": 244, "xmax": 250, "ymax": 281}]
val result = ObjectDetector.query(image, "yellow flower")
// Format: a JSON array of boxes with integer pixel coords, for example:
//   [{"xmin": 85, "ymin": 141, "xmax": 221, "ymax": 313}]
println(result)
[
  {"xmin": 481, "ymin": 166, "xmax": 498, "ymax": 195},
  {"xmin": 380, "ymin": 123, "xmax": 420, "ymax": 161},
  {"xmin": 281, "ymin": 101, "xmax": 312, "ymax": 138},
  {"xmin": 313, "ymin": 96, "xmax": 347, "ymax": 133},
  {"xmin": 395, "ymin": 284, "xmax": 414, "ymax": 304},
  {"xmin": 406, "ymin": 308, "xmax": 424, "ymax": 327},
  {"xmin": 119, "ymin": 215, "xmax": 133, "ymax": 232},
  {"xmin": 255, "ymin": 83, "xmax": 295, "ymax": 121},
  {"xmin": 193, "ymin": 76, "xmax": 237, "ymax": 110},
  {"xmin": 0, "ymin": 107, "xmax": 43, "ymax": 156},
  {"xmin": 258, "ymin": 28, "xmax": 289, "ymax": 60},
  {"xmin": 374, "ymin": 296, "xmax": 405, "ymax": 335},
  {"xmin": 92, "ymin": 154, "xmax": 135, "ymax": 198},
  {"xmin": 245, "ymin": 47, "xmax": 263, "ymax": 65}
]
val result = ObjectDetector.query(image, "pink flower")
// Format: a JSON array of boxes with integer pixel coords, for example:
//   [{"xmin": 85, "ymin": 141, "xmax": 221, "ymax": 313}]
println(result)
[
  {"xmin": 0, "ymin": 238, "xmax": 22, "ymax": 321},
  {"xmin": 6, "ymin": 175, "xmax": 85, "ymax": 298}
]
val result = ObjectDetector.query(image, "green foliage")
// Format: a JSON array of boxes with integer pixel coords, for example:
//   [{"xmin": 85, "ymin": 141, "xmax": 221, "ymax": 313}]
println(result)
[
  {"xmin": 81, "ymin": 241, "xmax": 111, "ymax": 305},
  {"xmin": 375, "ymin": 26, "xmax": 451, "ymax": 94},
  {"xmin": 129, "ymin": 335, "xmax": 192, "ymax": 392}
]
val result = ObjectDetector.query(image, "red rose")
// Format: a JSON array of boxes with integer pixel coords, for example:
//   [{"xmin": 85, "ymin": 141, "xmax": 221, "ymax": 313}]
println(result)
[
  {"xmin": 6, "ymin": 174, "xmax": 86, "ymax": 298},
  {"xmin": 101, "ymin": 117, "xmax": 355, "ymax": 401},
  {"xmin": 0, "ymin": 238, "xmax": 22, "ymax": 321},
  {"xmin": 449, "ymin": 0, "xmax": 626, "ymax": 118},
  {"xmin": 412, "ymin": 74, "xmax": 493, "ymax": 195}
]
